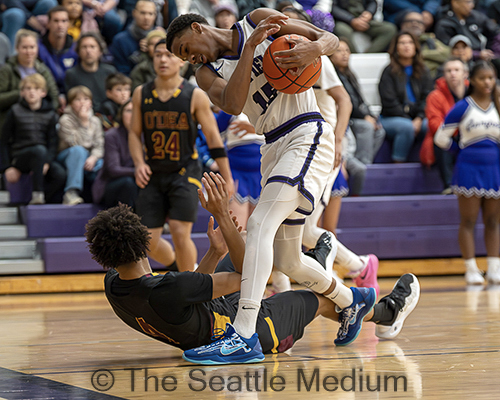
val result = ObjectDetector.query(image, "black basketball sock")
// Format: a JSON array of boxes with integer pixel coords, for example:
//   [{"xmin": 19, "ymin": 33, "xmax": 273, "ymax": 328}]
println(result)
[{"xmin": 369, "ymin": 300, "xmax": 396, "ymax": 325}]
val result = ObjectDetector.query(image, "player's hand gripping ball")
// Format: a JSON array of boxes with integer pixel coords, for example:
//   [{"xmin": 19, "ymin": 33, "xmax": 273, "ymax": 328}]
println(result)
[{"xmin": 263, "ymin": 34, "xmax": 322, "ymax": 94}]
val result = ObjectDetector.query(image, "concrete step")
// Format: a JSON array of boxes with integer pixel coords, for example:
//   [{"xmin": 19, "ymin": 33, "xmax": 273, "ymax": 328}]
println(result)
[
  {"xmin": 0, "ymin": 191, "xmax": 10, "ymax": 205},
  {"xmin": 0, "ymin": 240, "xmax": 38, "ymax": 259},
  {"xmin": 0, "ymin": 207, "xmax": 18, "ymax": 225},
  {"xmin": 0, "ymin": 259, "xmax": 44, "ymax": 274},
  {"xmin": 0, "ymin": 225, "xmax": 27, "ymax": 240}
]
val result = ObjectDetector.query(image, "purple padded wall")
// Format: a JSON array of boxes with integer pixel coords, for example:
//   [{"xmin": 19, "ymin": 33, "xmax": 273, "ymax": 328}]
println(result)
[
  {"xmin": 41, "ymin": 233, "xmax": 210, "ymax": 273},
  {"xmin": 338, "ymin": 195, "xmax": 461, "ymax": 228}
]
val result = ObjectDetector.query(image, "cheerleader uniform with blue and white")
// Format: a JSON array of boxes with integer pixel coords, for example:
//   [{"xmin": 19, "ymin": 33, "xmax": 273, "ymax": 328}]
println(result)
[{"xmin": 435, "ymin": 96, "xmax": 500, "ymax": 198}]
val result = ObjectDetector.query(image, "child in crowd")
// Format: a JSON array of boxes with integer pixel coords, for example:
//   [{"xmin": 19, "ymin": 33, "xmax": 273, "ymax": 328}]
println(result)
[
  {"xmin": 96, "ymin": 73, "xmax": 132, "ymax": 130},
  {"xmin": 0, "ymin": 74, "xmax": 66, "ymax": 204},
  {"xmin": 61, "ymin": 0, "xmax": 99, "ymax": 41},
  {"xmin": 56, "ymin": 85, "xmax": 104, "ymax": 205}
]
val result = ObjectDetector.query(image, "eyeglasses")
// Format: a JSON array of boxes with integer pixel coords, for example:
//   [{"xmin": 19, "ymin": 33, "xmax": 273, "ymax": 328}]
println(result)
[{"xmin": 402, "ymin": 19, "xmax": 425, "ymax": 25}]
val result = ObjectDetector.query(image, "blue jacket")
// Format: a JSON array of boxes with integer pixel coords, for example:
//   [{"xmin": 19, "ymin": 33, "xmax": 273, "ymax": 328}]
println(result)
[
  {"xmin": 383, "ymin": 0, "xmax": 441, "ymax": 22},
  {"xmin": 38, "ymin": 34, "xmax": 78, "ymax": 94},
  {"xmin": 110, "ymin": 30, "xmax": 143, "ymax": 75}
]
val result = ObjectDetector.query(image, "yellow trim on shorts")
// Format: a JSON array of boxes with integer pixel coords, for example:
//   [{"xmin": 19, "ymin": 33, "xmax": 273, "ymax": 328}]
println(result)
[
  {"xmin": 188, "ymin": 177, "xmax": 202, "ymax": 189},
  {"xmin": 212, "ymin": 312, "xmax": 231, "ymax": 334},
  {"xmin": 265, "ymin": 317, "xmax": 279, "ymax": 353}
]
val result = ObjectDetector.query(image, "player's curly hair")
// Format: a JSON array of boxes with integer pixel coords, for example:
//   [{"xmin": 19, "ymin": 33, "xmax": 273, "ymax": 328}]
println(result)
[
  {"xmin": 85, "ymin": 204, "xmax": 151, "ymax": 269},
  {"xmin": 166, "ymin": 14, "xmax": 209, "ymax": 53}
]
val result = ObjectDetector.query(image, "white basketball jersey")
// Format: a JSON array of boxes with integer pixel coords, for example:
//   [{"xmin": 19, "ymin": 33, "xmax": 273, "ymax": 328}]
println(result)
[{"xmin": 206, "ymin": 15, "xmax": 321, "ymax": 135}]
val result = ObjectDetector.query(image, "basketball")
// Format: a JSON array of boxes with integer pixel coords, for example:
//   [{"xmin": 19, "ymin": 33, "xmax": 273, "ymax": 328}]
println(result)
[{"xmin": 262, "ymin": 34, "xmax": 322, "ymax": 94}]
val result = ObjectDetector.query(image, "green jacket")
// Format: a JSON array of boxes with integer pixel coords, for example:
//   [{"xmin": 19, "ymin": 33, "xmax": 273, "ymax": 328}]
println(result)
[
  {"xmin": 0, "ymin": 56, "xmax": 60, "ymax": 133},
  {"xmin": 420, "ymin": 33, "xmax": 451, "ymax": 78},
  {"xmin": 130, "ymin": 58, "xmax": 155, "ymax": 92}
]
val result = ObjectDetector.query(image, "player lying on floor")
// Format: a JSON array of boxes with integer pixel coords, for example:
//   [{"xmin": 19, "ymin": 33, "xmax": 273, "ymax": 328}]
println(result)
[{"xmin": 85, "ymin": 172, "xmax": 420, "ymax": 365}]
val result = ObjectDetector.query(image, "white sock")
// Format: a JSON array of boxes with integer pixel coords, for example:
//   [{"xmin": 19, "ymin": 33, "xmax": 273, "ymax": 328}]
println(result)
[
  {"xmin": 487, "ymin": 257, "xmax": 500, "ymax": 272},
  {"xmin": 464, "ymin": 258, "xmax": 479, "ymax": 270},
  {"xmin": 335, "ymin": 241, "xmax": 365, "ymax": 272},
  {"xmin": 232, "ymin": 298, "xmax": 261, "ymax": 339},
  {"xmin": 324, "ymin": 276, "xmax": 353, "ymax": 309}
]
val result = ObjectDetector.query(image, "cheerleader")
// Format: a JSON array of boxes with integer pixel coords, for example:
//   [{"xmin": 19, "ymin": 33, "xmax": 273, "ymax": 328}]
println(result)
[{"xmin": 435, "ymin": 61, "xmax": 500, "ymax": 285}]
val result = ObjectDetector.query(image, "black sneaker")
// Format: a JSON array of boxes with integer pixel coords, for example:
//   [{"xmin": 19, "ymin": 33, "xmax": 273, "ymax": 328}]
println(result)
[
  {"xmin": 304, "ymin": 231, "xmax": 336, "ymax": 271},
  {"xmin": 376, "ymin": 273, "xmax": 420, "ymax": 339}
]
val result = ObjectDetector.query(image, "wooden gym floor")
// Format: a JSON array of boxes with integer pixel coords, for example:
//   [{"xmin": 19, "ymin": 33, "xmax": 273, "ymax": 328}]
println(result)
[{"xmin": 0, "ymin": 273, "xmax": 499, "ymax": 399}]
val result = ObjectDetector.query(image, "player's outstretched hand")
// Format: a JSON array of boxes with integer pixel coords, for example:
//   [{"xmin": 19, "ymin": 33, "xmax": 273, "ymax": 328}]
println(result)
[
  {"xmin": 198, "ymin": 172, "xmax": 230, "ymax": 218},
  {"xmin": 206, "ymin": 216, "xmax": 228, "ymax": 258},
  {"xmin": 246, "ymin": 14, "xmax": 288, "ymax": 49}
]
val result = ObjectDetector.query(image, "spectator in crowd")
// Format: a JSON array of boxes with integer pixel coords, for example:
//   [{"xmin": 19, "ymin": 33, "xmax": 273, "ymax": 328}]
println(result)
[
  {"xmin": 61, "ymin": 0, "xmax": 99, "ymax": 41},
  {"xmin": 38, "ymin": 5, "xmax": 78, "ymax": 98},
  {"xmin": 184, "ymin": 0, "xmax": 238, "ymax": 27},
  {"xmin": 383, "ymin": 0, "xmax": 439, "ymax": 30},
  {"xmin": 214, "ymin": 4, "xmax": 238, "ymax": 28},
  {"xmin": 0, "ymin": 0, "xmax": 58, "ymax": 49},
  {"xmin": 423, "ymin": 57, "xmax": 467, "ymax": 193},
  {"xmin": 330, "ymin": 38, "xmax": 386, "ymax": 165},
  {"xmin": 129, "ymin": 40, "xmax": 233, "ymax": 271},
  {"xmin": 435, "ymin": 0, "xmax": 500, "ymax": 73},
  {"xmin": 489, "ymin": 0, "xmax": 500, "ymax": 23},
  {"xmin": 65, "ymin": 32, "xmax": 116, "ymax": 110},
  {"xmin": 118, "ymin": 0, "xmax": 177, "ymax": 28},
  {"xmin": 130, "ymin": 30, "xmax": 165, "ymax": 91},
  {"xmin": 0, "ymin": 30, "xmax": 59, "ymax": 136},
  {"xmin": 332, "ymin": 0, "xmax": 397, "ymax": 53},
  {"xmin": 434, "ymin": 61, "xmax": 500, "ymax": 285},
  {"xmin": 235, "ymin": 0, "xmax": 272, "ymax": 18},
  {"xmin": 0, "ymin": 74, "xmax": 66, "ymax": 204},
  {"xmin": 96, "ymin": 73, "xmax": 132, "ymax": 130},
  {"xmin": 57, "ymin": 85, "xmax": 104, "ymax": 205},
  {"xmin": 435, "ymin": 35, "xmax": 473, "ymax": 79},
  {"xmin": 81, "ymin": 0, "xmax": 124, "ymax": 43},
  {"xmin": 378, "ymin": 32, "xmax": 433, "ymax": 162},
  {"xmin": 93, "ymin": 100, "xmax": 138, "ymax": 208},
  {"xmin": 0, "ymin": 33, "xmax": 10, "ymax": 63},
  {"xmin": 400, "ymin": 11, "xmax": 451, "ymax": 78},
  {"xmin": 110, "ymin": 0, "xmax": 159, "ymax": 75}
]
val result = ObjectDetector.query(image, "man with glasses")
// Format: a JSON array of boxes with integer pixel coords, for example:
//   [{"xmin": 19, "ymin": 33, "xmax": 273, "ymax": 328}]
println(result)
[
  {"xmin": 383, "ymin": 0, "xmax": 439, "ymax": 30},
  {"xmin": 400, "ymin": 11, "xmax": 450, "ymax": 78}
]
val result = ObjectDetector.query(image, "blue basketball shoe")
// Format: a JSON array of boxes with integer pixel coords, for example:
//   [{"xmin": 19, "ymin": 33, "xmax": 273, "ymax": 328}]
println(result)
[
  {"xmin": 334, "ymin": 287, "xmax": 377, "ymax": 346},
  {"xmin": 183, "ymin": 324, "xmax": 265, "ymax": 365}
]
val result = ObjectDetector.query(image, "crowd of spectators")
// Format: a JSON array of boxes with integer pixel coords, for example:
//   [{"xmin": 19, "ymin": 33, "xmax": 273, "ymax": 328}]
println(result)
[{"xmin": 1, "ymin": 0, "xmax": 500, "ymax": 206}]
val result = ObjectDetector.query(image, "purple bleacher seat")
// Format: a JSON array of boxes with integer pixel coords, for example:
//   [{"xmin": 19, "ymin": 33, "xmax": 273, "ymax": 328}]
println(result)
[
  {"xmin": 4, "ymin": 174, "xmax": 32, "ymax": 204},
  {"xmin": 338, "ymin": 195, "xmax": 460, "ymax": 228},
  {"xmin": 41, "ymin": 233, "xmax": 210, "ymax": 273},
  {"xmin": 21, "ymin": 204, "xmax": 103, "ymax": 238},
  {"xmin": 336, "ymin": 224, "xmax": 486, "ymax": 259},
  {"xmin": 361, "ymin": 163, "xmax": 443, "ymax": 195},
  {"xmin": 21, "ymin": 202, "xmax": 210, "ymax": 239},
  {"xmin": 373, "ymin": 140, "xmax": 422, "ymax": 164}
]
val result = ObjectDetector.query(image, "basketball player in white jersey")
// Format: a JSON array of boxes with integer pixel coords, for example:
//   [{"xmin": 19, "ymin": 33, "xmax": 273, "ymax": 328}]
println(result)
[{"xmin": 167, "ymin": 8, "xmax": 376, "ymax": 365}]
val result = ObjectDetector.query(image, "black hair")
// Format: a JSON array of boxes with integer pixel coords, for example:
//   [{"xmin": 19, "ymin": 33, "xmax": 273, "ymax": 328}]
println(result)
[
  {"xmin": 466, "ymin": 60, "xmax": 500, "ymax": 116},
  {"xmin": 85, "ymin": 204, "xmax": 151, "ymax": 269},
  {"xmin": 154, "ymin": 38, "xmax": 167, "ymax": 50},
  {"xmin": 166, "ymin": 14, "xmax": 209, "ymax": 52},
  {"xmin": 76, "ymin": 31, "xmax": 107, "ymax": 54}
]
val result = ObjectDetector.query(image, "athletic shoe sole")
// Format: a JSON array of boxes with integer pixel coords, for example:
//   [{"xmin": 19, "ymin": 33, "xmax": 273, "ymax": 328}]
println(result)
[
  {"xmin": 376, "ymin": 274, "xmax": 420, "ymax": 340},
  {"xmin": 354, "ymin": 254, "xmax": 380, "ymax": 296},
  {"xmin": 182, "ymin": 353, "xmax": 265, "ymax": 365}
]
